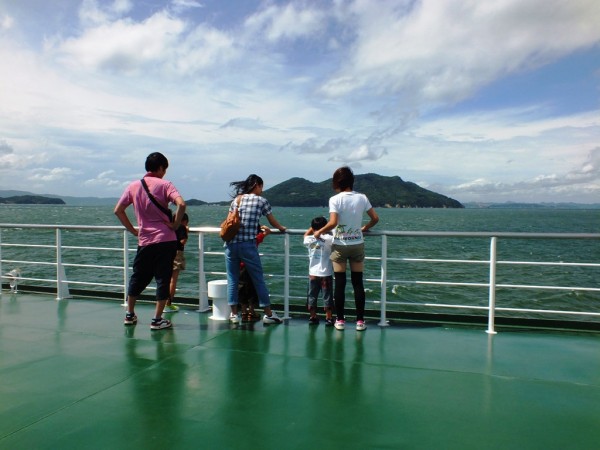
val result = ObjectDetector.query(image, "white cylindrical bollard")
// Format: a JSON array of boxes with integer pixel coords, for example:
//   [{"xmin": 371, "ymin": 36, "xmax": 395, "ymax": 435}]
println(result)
[{"xmin": 208, "ymin": 280, "xmax": 229, "ymax": 320}]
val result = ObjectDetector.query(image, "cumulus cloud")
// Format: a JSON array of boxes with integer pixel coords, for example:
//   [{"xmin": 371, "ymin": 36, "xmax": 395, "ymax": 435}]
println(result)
[
  {"xmin": 329, "ymin": 144, "xmax": 387, "ymax": 163},
  {"xmin": 281, "ymin": 136, "xmax": 349, "ymax": 154},
  {"xmin": 0, "ymin": 140, "xmax": 41, "ymax": 170},
  {"xmin": 29, "ymin": 167, "xmax": 78, "ymax": 182},
  {"xmin": 84, "ymin": 170, "xmax": 125, "ymax": 188},
  {"xmin": 57, "ymin": 12, "xmax": 186, "ymax": 73},
  {"xmin": 437, "ymin": 147, "xmax": 600, "ymax": 202},
  {"xmin": 55, "ymin": 8, "xmax": 235, "ymax": 76},
  {"xmin": 322, "ymin": 0, "xmax": 600, "ymax": 104}
]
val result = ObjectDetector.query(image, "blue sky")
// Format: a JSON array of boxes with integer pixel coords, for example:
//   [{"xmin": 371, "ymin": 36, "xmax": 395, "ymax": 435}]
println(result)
[{"xmin": 0, "ymin": 0, "xmax": 599, "ymax": 203}]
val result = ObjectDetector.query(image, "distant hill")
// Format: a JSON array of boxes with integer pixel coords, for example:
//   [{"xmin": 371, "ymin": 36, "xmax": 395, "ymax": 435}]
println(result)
[
  {"xmin": 187, "ymin": 199, "xmax": 208, "ymax": 206},
  {"xmin": 0, "ymin": 195, "xmax": 65, "ymax": 205},
  {"xmin": 464, "ymin": 202, "xmax": 600, "ymax": 209},
  {"xmin": 263, "ymin": 174, "xmax": 464, "ymax": 208}
]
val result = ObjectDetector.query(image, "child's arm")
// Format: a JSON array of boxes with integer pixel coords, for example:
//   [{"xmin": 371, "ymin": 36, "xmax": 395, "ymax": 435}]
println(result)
[
  {"xmin": 256, "ymin": 226, "xmax": 271, "ymax": 245},
  {"xmin": 304, "ymin": 227, "xmax": 314, "ymax": 237},
  {"xmin": 314, "ymin": 212, "xmax": 338, "ymax": 239}
]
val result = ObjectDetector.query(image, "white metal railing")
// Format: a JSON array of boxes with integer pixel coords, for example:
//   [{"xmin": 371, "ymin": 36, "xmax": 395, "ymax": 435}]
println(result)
[{"xmin": 1, "ymin": 224, "xmax": 599, "ymax": 333}]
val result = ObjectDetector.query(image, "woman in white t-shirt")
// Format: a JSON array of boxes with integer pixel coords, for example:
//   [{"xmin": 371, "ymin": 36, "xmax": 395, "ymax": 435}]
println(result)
[{"xmin": 313, "ymin": 166, "xmax": 379, "ymax": 331}]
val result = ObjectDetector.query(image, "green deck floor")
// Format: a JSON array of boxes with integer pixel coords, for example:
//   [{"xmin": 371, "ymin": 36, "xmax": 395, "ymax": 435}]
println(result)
[{"xmin": 1, "ymin": 292, "xmax": 600, "ymax": 449}]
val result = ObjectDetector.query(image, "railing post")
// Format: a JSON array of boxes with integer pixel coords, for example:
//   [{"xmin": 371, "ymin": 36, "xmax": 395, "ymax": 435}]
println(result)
[
  {"xmin": 122, "ymin": 231, "xmax": 129, "ymax": 306},
  {"xmin": 56, "ymin": 229, "xmax": 70, "ymax": 300},
  {"xmin": 197, "ymin": 232, "xmax": 210, "ymax": 312},
  {"xmin": 0, "ymin": 229, "xmax": 3, "ymax": 294},
  {"xmin": 378, "ymin": 234, "xmax": 389, "ymax": 327},
  {"xmin": 486, "ymin": 236, "xmax": 498, "ymax": 335},
  {"xmin": 283, "ymin": 232, "xmax": 291, "ymax": 320}
]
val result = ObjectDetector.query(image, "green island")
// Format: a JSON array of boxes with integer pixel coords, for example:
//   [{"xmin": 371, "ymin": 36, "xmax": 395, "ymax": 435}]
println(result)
[
  {"xmin": 260, "ymin": 174, "xmax": 463, "ymax": 208},
  {"xmin": 0, "ymin": 195, "xmax": 65, "ymax": 205}
]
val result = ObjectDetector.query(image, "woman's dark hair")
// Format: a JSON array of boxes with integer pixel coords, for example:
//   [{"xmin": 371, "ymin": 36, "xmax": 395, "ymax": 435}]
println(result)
[
  {"xmin": 332, "ymin": 166, "xmax": 354, "ymax": 191},
  {"xmin": 311, "ymin": 216, "xmax": 328, "ymax": 231},
  {"xmin": 230, "ymin": 174, "xmax": 264, "ymax": 197},
  {"xmin": 145, "ymin": 152, "xmax": 169, "ymax": 172}
]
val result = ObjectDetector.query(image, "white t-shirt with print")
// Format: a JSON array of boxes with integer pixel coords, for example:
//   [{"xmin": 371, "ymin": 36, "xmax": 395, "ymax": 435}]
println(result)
[
  {"xmin": 329, "ymin": 191, "xmax": 373, "ymax": 246},
  {"xmin": 303, "ymin": 234, "xmax": 334, "ymax": 277}
]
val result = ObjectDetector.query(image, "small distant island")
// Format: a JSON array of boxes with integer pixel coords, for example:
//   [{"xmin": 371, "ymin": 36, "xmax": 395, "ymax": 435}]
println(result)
[{"xmin": 0, "ymin": 195, "xmax": 65, "ymax": 205}]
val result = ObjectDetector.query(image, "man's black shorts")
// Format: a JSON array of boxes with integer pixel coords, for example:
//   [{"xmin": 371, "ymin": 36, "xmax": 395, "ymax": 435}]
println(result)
[{"xmin": 128, "ymin": 241, "xmax": 177, "ymax": 300}]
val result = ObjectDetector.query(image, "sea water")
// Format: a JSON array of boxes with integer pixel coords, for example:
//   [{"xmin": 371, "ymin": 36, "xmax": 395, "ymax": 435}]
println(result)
[{"xmin": 1, "ymin": 205, "xmax": 599, "ymax": 319}]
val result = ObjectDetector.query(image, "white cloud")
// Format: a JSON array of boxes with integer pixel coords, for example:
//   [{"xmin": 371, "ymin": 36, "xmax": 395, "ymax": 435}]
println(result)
[
  {"xmin": 84, "ymin": 170, "xmax": 125, "ymax": 188},
  {"xmin": 29, "ymin": 167, "xmax": 78, "ymax": 182},
  {"xmin": 1, "ymin": 14, "xmax": 14, "ymax": 30},
  {"xmin": 79, "ymin": 0, "xmax": 133, "ymax": 26},
  {"xmin": 57, "ymin": 12, "xmax": 187, "ymax": 73},
  {"xmin": 321, "ymin": 0, "xmax": 600, "ymax": 103},
  {"xmin": 432, "ymin": 147, "xmax": 600, "ymax": 202},
  {"xmin": 171, "ymin": 0, "xmax": 204, "ymax": 12},
  {"xmin": 329, "ymin": 144, "xmax": 387, "ymax": 163},
  {"xmin": 245, "ymin": 3, "xmax": 325, "ymax": 42}
]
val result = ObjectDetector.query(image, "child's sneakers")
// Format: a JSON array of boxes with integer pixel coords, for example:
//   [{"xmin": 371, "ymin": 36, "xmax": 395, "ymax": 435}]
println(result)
[
  {"xmin": 334, "ymin": 319, "xmax": 345, "ymax": 330},
  {"xmin": 308, "ymin": 316, "xmax": 320, "ymax": 325},
  {"xmin": 124, "ymin": 313, "xmax": 138, "ymax": 326},
  {"xmin": 229, "ymin": 313, "xmax": 241, "ymax": 324},
  {"xmin": 356, "ymin": 320, "xmax": 367, "ymax": 331},
  {"xmin": 325, "ymin": 318, "xmax": 335, "ymax": 327},
  {"xmin": 164, "ymin": 304, "xmax": 179, "ymax": 313},
  {"xmin": 150, "ymin": 318, "xmax": 172, "ymax": 330}
]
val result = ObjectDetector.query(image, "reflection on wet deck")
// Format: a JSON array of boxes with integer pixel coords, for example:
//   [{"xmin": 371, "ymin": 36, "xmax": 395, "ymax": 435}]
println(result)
[{"xmin": 1, "ymin": 293, "xmax": 600, "ymax": 449}]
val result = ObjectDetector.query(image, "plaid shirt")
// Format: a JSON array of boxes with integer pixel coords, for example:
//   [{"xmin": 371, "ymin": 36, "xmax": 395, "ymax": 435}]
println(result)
[{"xmin": 229, "ymin": 194, "xmax": 273, "ymax": 243}]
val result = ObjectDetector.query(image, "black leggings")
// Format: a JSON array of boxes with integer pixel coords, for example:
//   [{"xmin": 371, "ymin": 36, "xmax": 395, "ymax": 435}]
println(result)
[{"xmin": 334, "ymin": 271, "xmax": 365, "ymax": 321}]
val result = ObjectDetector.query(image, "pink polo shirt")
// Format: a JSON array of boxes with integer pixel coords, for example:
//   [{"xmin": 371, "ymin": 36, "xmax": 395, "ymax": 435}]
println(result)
[{"xmin": 117, "ymin": 174, "xmax": 181, "ymax": 246}]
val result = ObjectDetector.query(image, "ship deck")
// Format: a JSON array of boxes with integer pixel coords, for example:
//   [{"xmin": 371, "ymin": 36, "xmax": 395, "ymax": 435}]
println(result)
[{"xmin": 1, "ymin": 292, "xmax": 599, "ymax": 450}]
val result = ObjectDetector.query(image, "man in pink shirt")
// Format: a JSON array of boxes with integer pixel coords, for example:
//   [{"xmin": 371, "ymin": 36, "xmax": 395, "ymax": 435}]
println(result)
[{"xmin": 114, "ymin": 152, "xmax": 186, "ymax": 330}]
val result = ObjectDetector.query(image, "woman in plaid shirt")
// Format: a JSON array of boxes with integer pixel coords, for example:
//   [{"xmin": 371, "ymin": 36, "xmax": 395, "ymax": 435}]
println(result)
[{"xmin": 224, "ymin": 174, "xmax": 287, "ymax": 324}]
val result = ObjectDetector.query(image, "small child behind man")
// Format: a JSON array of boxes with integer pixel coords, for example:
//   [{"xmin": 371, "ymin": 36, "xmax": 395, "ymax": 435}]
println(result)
[
  {"xmin": 165, "ymin": 213, "xmax": 189, "ymax": 313},
  {"xmin": 303, "ymin": 216, "xmax": 335, "ymax": 325},
  {"xmin": 238, "ymin": 224, "xmax": 271, "ymax": 322}
]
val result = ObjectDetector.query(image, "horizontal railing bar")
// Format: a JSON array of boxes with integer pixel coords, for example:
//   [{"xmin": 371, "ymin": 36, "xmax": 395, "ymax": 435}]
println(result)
[
  {"xmin": 498, "ymin": 261, "xmax": 600, "ymax": 267},
  {"xmin": 62, "ymin": 246, "xmax": 123, "ymax": 252},
  {"xmin": 386, "ymin": 279, "xmax": 599, "ymax": 292},
  {"xmin": 385, "ymin": 279, "xmax": 490, "ymax": 287},
  {"xmin": 495, "ymin": 307, "xmax": 600, "ymax": 316},
  {"xmin": 378, "ymin": 301, "xmax": 600, "ymax": 317},
  {"xmin": 4, "ymin": 223, "xmax": 600, "ymax": 239},
  {"xmin": 62, "ymin": 263, "xmax": 122, "ymax": 270},
  {"xmin": 7, "ymin": 276, "xmax": 56, "ymax": 283},
  {"xmin": 496, "ymin": 283, "xmax": 600, "ymax": 292},
  {"xmin": 396, "ymin": 258, "xmax": 489, "ymax": 264},
  {"xmin": 387, "ymin": 258, "xmax": 600, "ymax": 268},
  {"xmin": 62, "ymin": 280, "xmax": 124, "ymax": 288},
  {"xmin": 1, "ymin": 259, "xmax": 56, "ymax": 266},
  {"xmin": 1, "ymin": 243, "xmax": 55, "ymax": 249}
]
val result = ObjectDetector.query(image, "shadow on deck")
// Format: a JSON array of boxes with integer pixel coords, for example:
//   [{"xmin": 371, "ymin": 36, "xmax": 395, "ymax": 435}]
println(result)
[{"xmin": 1, "ymin": 292, "xmax": 600, "ymax": 449}]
